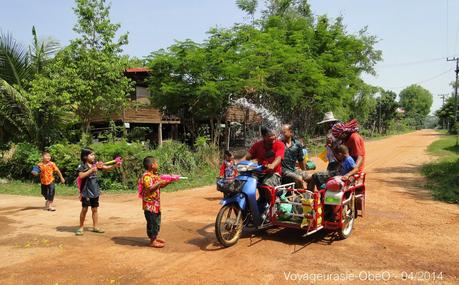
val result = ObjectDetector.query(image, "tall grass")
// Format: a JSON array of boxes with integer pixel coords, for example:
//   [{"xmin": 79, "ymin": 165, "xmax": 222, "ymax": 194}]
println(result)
[{"xmin": 421, "ymin": 134, "xmax": 459, "ymax": 203}]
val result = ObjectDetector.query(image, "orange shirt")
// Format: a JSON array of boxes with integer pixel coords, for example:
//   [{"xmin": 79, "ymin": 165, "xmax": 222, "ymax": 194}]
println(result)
[{"xmin": 38, "ymin": 162, "xmax": 58, "ymax": 185}]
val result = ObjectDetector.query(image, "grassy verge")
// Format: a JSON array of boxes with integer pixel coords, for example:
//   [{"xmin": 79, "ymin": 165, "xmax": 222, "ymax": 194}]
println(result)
[
  {"xmin": 0, "ymin": 168, "xmax": 218, "ymax": 197},
  {"xmin": 162, "ymin": 168, "xmax": 218, "ymax": 192},
  {"xmin": 0, "ymin": 181, "xmax": 77, "ymax": 197},
  {"xmin": 421, "ymin": 134, "xmax": 459, "ymax": 203}
]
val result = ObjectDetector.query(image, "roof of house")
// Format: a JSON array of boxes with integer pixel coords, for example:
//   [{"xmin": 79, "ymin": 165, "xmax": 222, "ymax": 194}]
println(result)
[{"xmin": 125, "ymin": 67, "xmax": 150, "ymax": 73}]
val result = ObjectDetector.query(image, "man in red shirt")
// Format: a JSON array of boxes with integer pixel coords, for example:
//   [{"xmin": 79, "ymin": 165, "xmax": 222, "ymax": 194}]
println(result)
[
  {"xmin": 332, "ymin": 119, "xmax": 365, "ymax": 175},
  {"xmin": 241, "ymin": 126, "xmax": 285, "ymax": 188}
]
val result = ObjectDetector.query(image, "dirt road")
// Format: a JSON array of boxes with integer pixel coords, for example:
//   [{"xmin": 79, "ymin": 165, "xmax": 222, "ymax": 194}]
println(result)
[{"xmin": 0, "ymin": 130, "xmax": 458, "ymax": 285}]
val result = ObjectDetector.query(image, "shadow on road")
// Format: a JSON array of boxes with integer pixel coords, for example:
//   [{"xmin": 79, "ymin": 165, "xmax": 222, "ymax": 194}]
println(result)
[
  {"xmin": 185, "ymin": 222, "xmax": 339, "ymax": 254},
  {"xmin": 242, "ymin": 227, "xmax": 338, "ymax": 254},
  {"xmin": 418, "ymin": 133, "xmax": 445, "ymax": 137},
  {"xmin": 370, "ymin": 165, "xmax": 436, "ymax": 202},
  {"xmin": 56, "ymin": 226, "xmax": 80, "ymax": 233},
  {"xmin": 185, "ymin": 223, "xmax": 227, "ymax": 251},
  {"xmin": 203, "ymin": 197, "xmax": 221, "ymax": 202},
  {"xmin": 112, "ymin": 236, "xmax": 149, "ymax": 247},
  {"xmin": 0, "ymin": 206, "xmax": 44, "ymax": 214}
]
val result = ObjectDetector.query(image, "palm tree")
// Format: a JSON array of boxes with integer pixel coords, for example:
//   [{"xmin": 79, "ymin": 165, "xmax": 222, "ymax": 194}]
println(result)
[
  {"xmin": 0, "ymin": 27, "xmax": 60, "ymax": 147},
  {"xmin": 0, "ymin": 31, "xmax": 32, "ymax": 88},
  {"xmin": 30, "ymin": 26, "xmax": 60, "ymax": 75}
]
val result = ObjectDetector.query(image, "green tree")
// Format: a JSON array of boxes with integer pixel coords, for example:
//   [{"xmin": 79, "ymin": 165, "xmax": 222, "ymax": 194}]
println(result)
[
  {"xmin": 436, "ymin": 96, "xmax": 457, "ymax": 133},
  {"xmin": 147, "ymin": 37, "xmax": 241, "ymax": 145},
  {"xmin": 399, "ymin": 84, "xmax": 433, "ymax": 127},
  {"xmin": 236, "ymin": 0, "xmax": 258, "ymax": 21},
  {"xmin": 365, "ymin": 89, "xmax": 399, "ymax": 134},
  {"xmin": 33, "ymin": 0, "xmax": 133, "ymax": 134},
  {"xmin": 148, "ymin": 0, "xmax": 383, "ymax": 141},
  {"xmin": 29, "ymin": 26, "xmax": 60, "ymax": 75},
  {"xmin": 0, "ymin": 29, "xmax": 63, "ymax": 148}
]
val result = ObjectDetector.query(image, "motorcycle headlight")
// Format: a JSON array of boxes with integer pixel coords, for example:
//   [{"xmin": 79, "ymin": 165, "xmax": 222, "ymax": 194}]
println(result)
[{"xmin": 237, "ymin": 165, "xmax": 249, "ymax": 172}]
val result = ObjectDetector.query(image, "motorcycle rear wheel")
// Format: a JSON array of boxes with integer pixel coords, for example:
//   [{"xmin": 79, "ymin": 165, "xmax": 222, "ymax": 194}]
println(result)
[
  {"xmin": 338, "ymin": 195, "xmax": 355, "ymax": 239},
  {"xmin": 215, "ymin": 204, "xmax": 243, "ymax": 247}
]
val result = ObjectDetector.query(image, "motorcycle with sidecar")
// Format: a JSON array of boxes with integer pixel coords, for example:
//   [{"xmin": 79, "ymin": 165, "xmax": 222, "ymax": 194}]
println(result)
[{"xmin": 215, "ymin": 160, "xmax": 366, "ymax": 247}]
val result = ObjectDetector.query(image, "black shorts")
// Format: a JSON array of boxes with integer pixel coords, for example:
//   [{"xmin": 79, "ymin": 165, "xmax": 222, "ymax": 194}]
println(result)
[
  {"xmin": 41, "ymin": 183, "xmax": 55, "ymax": 201},
  {"xmin": 144, "ymin": 211, "xmax": 161, "ymax": 239},
  {"xmin": 81, "ymin": 196, "xmax": 99, "ymax": 208}
]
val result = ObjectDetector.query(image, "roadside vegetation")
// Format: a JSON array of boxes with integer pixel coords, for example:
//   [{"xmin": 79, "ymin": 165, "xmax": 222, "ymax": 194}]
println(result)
[{"xmin": 421, "ymin": 132, "xmax": 459, "ymax": 203}]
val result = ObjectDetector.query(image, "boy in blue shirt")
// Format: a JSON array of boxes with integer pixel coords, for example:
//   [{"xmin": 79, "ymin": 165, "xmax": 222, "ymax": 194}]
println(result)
[{"xmin": 335, "ymin": 145, "xmax": 358, "ymax": 180}]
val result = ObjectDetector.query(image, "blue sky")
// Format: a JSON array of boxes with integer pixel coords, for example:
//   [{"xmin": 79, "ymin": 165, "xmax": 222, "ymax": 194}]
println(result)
[{"xmin": 1, "ymin": 0, "xmax": 458, "ymax": 113}]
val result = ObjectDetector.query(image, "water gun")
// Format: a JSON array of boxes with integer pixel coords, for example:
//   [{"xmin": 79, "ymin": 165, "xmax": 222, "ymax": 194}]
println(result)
[
  {"xmin": 96, "ymin": 156, "xmax": 123, "ymax": 169},
  {"xmin": 31, "ymin": 165, "xmax": 41, "ymax": 175},
  {"xmin": 160, "ymin": 174, "xmax": 188, "ymax": 183}
]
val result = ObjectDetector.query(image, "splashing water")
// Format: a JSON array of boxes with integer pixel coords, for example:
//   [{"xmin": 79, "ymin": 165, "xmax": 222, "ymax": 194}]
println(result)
[
  {"xmin": 233, "ymin": 98, "xmax": 282, "ymax": 131},
  {"xmin": 232, "ymin": 98, "xmax": 283, "ymax": 147}
]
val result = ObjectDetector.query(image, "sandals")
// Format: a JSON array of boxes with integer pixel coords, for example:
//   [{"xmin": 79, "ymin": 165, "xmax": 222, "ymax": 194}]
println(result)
[
  {"xmin": 75, "ymin": 227, "xmax": 104, "ymax": 235},
  {"xmin": 92, "ymin": 227, "xmax": 105, "ymax": 233},
  {"xmin": 47, "ymin": 207, "xmax": 56, "ymax": 211}
]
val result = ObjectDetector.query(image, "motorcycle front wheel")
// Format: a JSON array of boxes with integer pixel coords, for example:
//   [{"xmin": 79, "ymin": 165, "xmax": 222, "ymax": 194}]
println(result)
[{"xmin": 215, "ymin": 203, "xmax": 243, "ymax": 247}]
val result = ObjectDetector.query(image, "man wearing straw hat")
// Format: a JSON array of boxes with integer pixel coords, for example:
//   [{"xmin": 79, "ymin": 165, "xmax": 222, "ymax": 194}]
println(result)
[
  {"xmin": 306, "ymin": 112, "xmax": 341, "ymax": 191},
  {"xmin": 317, "ymin": 111, "xmax": 340, "ymax": 127},
  {"xmin": 317, "ymin": 112, "xmax": 341, "ymax": 171}
]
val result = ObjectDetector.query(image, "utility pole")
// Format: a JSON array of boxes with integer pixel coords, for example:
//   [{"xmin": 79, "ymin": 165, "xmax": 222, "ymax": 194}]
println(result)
[
  {"xmin": 447, "ymin": 57, "xmax": 459, "ymax": 145},
  {"xmin": 438, "ymin": 93, "xmax": 449, "ymax": 129}
]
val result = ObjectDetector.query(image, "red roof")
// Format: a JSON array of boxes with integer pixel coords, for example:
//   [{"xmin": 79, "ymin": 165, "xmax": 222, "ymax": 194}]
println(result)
[{"xmin": 125, "ymin": 67, "xmax": 150, "ymax": 73}]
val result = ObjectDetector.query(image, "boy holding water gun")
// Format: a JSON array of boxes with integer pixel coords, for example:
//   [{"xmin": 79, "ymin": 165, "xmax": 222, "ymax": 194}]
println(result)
[
  {"xmin": 139, "ymin": 156, "xmax": 172, "ymax": 248},
  {"xmin": 31, "ymin": 151, "xmax": 65, "ymax": 211}
]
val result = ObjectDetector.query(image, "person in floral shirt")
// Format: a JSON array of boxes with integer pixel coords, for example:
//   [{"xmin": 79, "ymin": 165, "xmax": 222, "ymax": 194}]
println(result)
[{"xmin": 140, "ymin": 156, "xmax": 171, "ymax": 248}]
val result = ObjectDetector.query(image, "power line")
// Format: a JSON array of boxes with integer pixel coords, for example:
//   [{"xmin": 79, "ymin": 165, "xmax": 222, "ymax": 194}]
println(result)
[
  {"xmin": 439, "ymin": 93, "xmax": 450, "ymax": 129},
  {"xmin": 378, "ymin": 57, "xmax": 447, "ymax": 68},
  {"xmin": 439, "ymin": 93, "xmax": 449, "ymax": 106},
  {"xmin": 386, "ymin": 68, "xmax": 453, "ymax": 90},
  {"xmin": 377, "ymin": 55, "xmax": 459, "ymax": 68},
  {"xmin": 446, "ymin": 57, "xmax": 459, "ymax": 145},
  {"xmin": 447, "ymin": 0, "xmax": 449, "ymax": 57}
]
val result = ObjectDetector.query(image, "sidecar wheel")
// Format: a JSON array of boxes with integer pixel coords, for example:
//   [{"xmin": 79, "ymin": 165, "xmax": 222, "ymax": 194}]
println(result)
[
  {"xmin": 338, "ymin": 196, "xmax": 355, "ymax": 239},
  {"xmin": 215, "ymin": 204, "xmax": 243, "ymax": 247}
]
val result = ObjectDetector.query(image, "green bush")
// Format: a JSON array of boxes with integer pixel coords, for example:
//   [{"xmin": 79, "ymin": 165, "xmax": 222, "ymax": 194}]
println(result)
[
  {"xmin": 0, "ymin": 140, "xmax": 219, "ymax": 192},
  {"xmin": 47, "ymin": 143, "xmax": 81, "ymax": 183},
  {"xmin": 0, "ymin": 143, "xmax": 41, "ymax": 180}
]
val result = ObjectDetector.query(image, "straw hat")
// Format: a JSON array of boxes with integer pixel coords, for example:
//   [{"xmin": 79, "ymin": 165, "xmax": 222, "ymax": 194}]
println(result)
[{"xmin": 317, "ymin": 112, "xmax": 339, "ymax": 125}]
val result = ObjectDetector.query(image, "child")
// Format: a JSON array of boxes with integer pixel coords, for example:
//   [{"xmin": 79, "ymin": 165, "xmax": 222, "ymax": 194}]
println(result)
[
  {"xmin": 140, "ymin": 156, "xmax": 171, "ymax": 248},
  {"xmin": 75, "ymin": 148, "xmax": 119, "ymax": 236},
  {"xmin": 219, "ymin": 150, "xmax": 237, "ymax": 179},
  {"xmin": 32, "ymin": 151, "xmax": 65, "ymax": 211},
  {"xmin": 335, "ymin": 145, "xmax": 357, "ymax": 180}
]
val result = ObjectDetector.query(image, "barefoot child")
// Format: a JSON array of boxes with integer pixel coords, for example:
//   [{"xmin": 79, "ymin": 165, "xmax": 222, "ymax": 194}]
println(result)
[
  {"xmin": 139, "ymin": 156, "xmax": 171, "ymax": 248},
  {"xmin": 32, "ymin": 151, "xmax": 65, "ymax": 211},
  {"xmin": 75, "ymin": 148, "xmax": 119, "ymax": 236}
]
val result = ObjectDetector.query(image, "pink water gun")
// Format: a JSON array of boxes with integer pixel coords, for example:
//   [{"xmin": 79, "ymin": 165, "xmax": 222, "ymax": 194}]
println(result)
[
  {"xmin": 96, "ymin": 156, "xmax": 123, "ymax": 169},
  {"xmin": 160, "ymin": 174, "xmax": 188, "ymax": 183}
]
